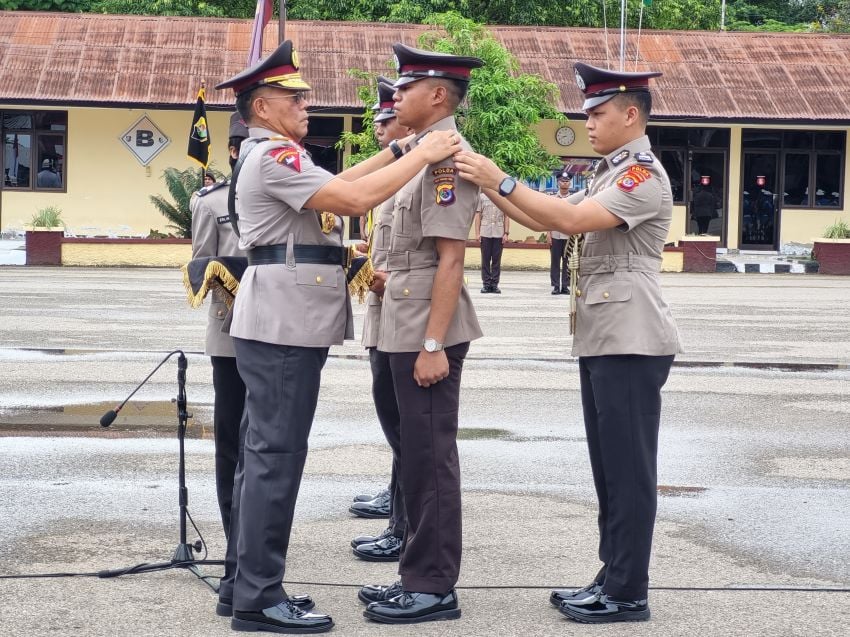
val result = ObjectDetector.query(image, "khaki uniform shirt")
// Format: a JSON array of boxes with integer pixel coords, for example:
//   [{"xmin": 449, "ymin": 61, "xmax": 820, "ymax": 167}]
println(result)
[
  {"xmin": 229, "ymin": 126, "xmax": 354, "ymax": 347},
  {"xmin": 570, "ymin": 135, "xmax": 681, "ymax": 357},
  {"xmin": 377, "ymin": 116, "xmax": 483, "ymax": 353},
  {"xmin": 477, "ymin": 193, "xmax": 505, "ymax": 238},
  {"xmin": 190, "ymin": 180, "xmax": 245, "ymax": 357},
  {"xmin": 361, "ymin": 196, "xmax": 394, "ymax": 348}
]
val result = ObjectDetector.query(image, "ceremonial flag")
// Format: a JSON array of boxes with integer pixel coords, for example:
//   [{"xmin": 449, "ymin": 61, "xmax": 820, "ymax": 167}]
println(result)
[
  {"xmin": 187, "ymin": 85, "xmax": 211, "ymax": 168},
  {"xmin": 248, "ymin": 0, "xmax": 274, "ymax": 65}
]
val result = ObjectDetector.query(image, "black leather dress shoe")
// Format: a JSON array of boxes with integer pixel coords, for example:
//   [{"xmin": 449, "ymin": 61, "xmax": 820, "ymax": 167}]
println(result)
[
  {"xmin": 551, "ymin": 286, "xmax": 560, "ymax": 295},
  {"xmin": 348, "ymin": 491, "xmax": 390, "ymax": 519},
  {"xmin": 352, "ymin": 535, "xmax": 401, "ymax": 562},
  {"xmin": 364, "ymin": 590, "xmax": 460, "ymax": 624},
  {"xmin": 217, "ymin": 594, "xmax": 315, "ymax": 618},
  {"xmin": 559, "ymin": 595, "xmax": 650, "ymax": 624},
  {"xmin": 480, "ymin": 286, "xmax": 490, "ymax": 293},
  {"xmin": 232, "ymin": 600, "xmax": 333, "ymax": 633},
  {"xmin": 549, "ymin": 581, "xmax": 602, "ymax": 607},
  {"xmin": 358, "ymin": 580, "xmax": 403, "ymax": 604},
  {"xmin": 352, "ymin": 486, "xmax": 389, "ymax": 503},
  {"xmin": 560, "ymin": 288, "xmax": 570, "ymax": 294},
  {"xmin": 350, "ymin": 525, "xmax": 393, "ymax": 548},
  {"xmin": 491, "ymin": 287, "xmax": 502, "ymax": 294}
]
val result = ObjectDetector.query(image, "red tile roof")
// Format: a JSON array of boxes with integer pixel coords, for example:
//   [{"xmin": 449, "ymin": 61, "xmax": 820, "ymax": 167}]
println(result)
[{"xmin": 1, "ymin": 11, "xmax": 849, "ymax": 121}]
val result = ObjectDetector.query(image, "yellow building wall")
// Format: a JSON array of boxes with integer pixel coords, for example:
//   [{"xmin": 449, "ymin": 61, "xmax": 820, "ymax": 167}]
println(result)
[
  {"xmin": 62, "ymin": 241, "xmax": 191, "ymax": 267},
  {"xmin": 1, "ymin": 105, "xmax": 237, "ymax": 236}
]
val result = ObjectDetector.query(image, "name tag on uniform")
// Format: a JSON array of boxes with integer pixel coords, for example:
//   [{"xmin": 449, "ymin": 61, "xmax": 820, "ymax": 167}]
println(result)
[{"xmin": 216, "ymin": 215, "xmax": 231, "ymax": 225}]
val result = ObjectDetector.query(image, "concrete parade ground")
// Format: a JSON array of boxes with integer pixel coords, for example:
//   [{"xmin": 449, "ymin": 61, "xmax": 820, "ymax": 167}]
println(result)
[{"xmin": 0, "ymin": 267, "xmax": 848, "ymax": 637}]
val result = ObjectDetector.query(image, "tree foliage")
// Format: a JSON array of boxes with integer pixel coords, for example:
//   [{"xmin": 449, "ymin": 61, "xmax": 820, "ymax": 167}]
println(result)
[{"xmin": 149, "ymin": 166, "xmax": 203, "ymax": 238}]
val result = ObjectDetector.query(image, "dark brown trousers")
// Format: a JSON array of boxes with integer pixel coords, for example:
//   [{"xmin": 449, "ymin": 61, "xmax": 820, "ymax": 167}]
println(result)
[{"xmin": 386, "ymin": 342, "xmax": 469, "ymax": 594}]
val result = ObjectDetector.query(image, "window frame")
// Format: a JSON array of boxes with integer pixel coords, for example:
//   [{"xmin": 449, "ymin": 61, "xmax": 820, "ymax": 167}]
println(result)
[{"xmin": 1, "ymin": 110, "xmax": 68, "ymax": 194}]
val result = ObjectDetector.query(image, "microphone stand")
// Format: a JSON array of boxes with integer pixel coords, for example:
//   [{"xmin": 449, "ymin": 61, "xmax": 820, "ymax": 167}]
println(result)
[{"xmin": 98, "ymin": 350, "xmax": 221, "ymax": 591}]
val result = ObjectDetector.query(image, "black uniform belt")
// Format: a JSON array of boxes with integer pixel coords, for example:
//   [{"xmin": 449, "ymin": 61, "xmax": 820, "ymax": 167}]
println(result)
[{"xmin": 247, "ymin": 244, "xmax": 347, "ymax": 266}]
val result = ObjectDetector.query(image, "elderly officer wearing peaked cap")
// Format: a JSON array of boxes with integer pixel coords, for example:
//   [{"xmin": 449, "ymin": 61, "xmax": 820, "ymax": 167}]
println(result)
[
  {"xmin": 213, "ymin": 40, "xmax": 462, "ymax": 635},
  {"xmin": 454, "ymin": 62, "xmax": 681, "ymax": 624},
  {"xmin": 357, "ymin": 43, "xmax": 485, "ymax": 626}
]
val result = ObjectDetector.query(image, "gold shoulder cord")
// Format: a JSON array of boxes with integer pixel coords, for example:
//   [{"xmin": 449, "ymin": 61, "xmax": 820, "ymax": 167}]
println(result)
[{"xmin": 566, "ymin": 233, "xmax": 584, "ymax": 335}]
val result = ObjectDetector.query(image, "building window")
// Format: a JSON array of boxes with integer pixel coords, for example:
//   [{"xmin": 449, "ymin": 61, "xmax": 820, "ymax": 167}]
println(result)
[
  {"xmin": 743, "ymin": 129, "xmax": 845, "ymax": 209},
  {"xmin": 2, "ymin": 111, "xmax": 67, "ymax": 191},
  {"xmin": 646, "ymin": 127, "xmax": 730, "ymax": 204}
]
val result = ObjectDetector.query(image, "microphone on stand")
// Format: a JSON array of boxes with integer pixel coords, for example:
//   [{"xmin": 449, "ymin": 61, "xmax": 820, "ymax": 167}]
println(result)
[{"xmin": 100, "ymin": 350, "xmax": 186, "ymax": 427}]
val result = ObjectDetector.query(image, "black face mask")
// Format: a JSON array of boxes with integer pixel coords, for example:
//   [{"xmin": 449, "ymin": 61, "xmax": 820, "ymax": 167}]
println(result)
[{"xmin": 229, "ymin": 154, "xmax": 237, "ymax": 171}]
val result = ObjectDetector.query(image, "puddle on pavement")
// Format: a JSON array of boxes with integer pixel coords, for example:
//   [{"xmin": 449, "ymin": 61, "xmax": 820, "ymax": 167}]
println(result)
[
  {"xmin": 657, "ymin": 485, "xmax": 707, "ymax": 497},
  {"xmin": 0, "ymin": 401, "xmax": 212, "ymax": 439},
  {"xmin": 457, "ymin": 428, "xmax": 513, "ymax": 440}
]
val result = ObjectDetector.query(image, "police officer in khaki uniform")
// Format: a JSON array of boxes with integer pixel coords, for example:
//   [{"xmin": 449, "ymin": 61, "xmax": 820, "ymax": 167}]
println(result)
[
  {"xmin": 474, "ymin": 192, "xmax": 509, "ymax": 293},
  {"xmin": 455, "ymin": 62, "xmax": 680, "ymax": 624},
  {"xmin": 549, "ymin": 171, "xmax": 572, "ymax": 294},
  {"xmin": 359, "ymin": 43, "xmax": 484, "ymax": 626},
  {"xmin": 350, "ymin": 80, "xmax": 410, "ymax": 562},
  {"xmin": 189, "ymin": 112, "xmax": 248, "ymax": 541},
  {"xmin": 214, "ymin": 41, "xmax": 462, "ymax": 635}
]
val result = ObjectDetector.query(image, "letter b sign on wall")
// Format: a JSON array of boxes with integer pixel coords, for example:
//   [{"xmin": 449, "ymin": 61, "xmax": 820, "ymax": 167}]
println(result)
[{"xmin": 120, "ymin": 115, "xmax": 171, "ymax": 166}]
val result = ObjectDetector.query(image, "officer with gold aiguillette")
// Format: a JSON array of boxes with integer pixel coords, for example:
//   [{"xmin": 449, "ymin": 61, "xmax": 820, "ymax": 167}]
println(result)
[
  {"xmin": 213, "ymin": 40, "xmax": 462, "ymax": 635},
  {"xmin": 454, "ymin": 61, "xmax": 681, "ymax": 625}
]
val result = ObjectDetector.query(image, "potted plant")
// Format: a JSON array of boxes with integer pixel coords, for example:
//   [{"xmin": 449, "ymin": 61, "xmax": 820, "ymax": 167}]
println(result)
[
  {"xmin": 678, "ymin": 233, "xmax": 721, "ymax": 273},
  {"xmin": 25, "ymin": 205, "xmax": 65, "ymax": 265},
  {"xmin": 813, "ymin": 220, "xmax": 850, "ymax": 275}
]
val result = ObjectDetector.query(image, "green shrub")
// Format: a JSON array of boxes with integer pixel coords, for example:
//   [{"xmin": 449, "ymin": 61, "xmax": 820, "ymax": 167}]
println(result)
[
  {"xmin": 822, "ymin": 219, "xmax": 850, "ymax": 239},
  {"xmin": 30, "ymin": 205, "xmax": 64, "ymax": 228}
]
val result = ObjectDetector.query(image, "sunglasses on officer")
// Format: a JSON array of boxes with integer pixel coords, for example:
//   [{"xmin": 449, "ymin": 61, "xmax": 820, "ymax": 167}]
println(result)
[{"xmin": 260, "ymin": 90, "xmax": 309, "ymax": 105}]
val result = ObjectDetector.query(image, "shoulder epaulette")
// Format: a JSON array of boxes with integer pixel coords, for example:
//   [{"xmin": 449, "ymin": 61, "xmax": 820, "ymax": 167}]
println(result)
[{"xmin": 196, "ymin": 180, "xmax": 230, "ymax": 197}]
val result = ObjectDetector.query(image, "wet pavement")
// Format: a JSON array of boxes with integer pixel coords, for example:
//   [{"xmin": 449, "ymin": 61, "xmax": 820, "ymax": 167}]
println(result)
[{"xmin": 0, "ymin": 268, "xmax": 848, "ymax": 636}]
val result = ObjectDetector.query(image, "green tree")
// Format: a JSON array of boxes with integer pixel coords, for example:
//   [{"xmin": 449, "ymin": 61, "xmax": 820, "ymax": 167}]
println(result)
[
  {"xmin": 0, "ymin": 0, "xmax": 89, "ymax": 9},
  {"xmin": 340, "ymin": 12, "xmax": 563, "ymax": 179},
  {"xmin": 149, "ymin": 166, "xmax": 203, "ymax": 238}
]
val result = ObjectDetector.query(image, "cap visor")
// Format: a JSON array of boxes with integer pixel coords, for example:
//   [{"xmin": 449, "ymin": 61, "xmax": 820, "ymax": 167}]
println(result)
[
  {"xmin": 392, "ymin": 75, "xmax": 425, "ymax": 89},
  {"xmin": 268, "ymin": 77, "xmax": 312, "ymax": 91},
  {"xmin": 374, "ymin": 112, "xmax": 397, "ymax": 123},
  {"xmin": 582, "ymin": 94, "xmax": 616, "ymax": 110}
]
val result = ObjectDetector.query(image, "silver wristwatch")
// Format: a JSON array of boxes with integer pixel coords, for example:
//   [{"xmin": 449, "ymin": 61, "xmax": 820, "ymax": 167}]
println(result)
[{"xmin": 422, "ymin": 338, "xmax": 445, "ymax": 353}]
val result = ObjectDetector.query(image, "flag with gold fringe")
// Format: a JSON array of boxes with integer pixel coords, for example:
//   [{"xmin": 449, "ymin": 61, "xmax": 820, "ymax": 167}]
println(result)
[
  {"xmin": 181, "ymin": 256, "xmax": 247, "ymax": 310},
  {"xmin": 187, "ymin": 85, "xmax": 211, "ymax": 168}
]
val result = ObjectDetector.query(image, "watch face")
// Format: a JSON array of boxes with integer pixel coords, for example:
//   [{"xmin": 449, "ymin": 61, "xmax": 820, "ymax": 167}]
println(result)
[
  {"xmin": 556, "ymin": 126, "xmax": 575, "ymax": 146},
  {"xmin": 499, "ymin": 177, "xmax": 516, "ymax": 196}
]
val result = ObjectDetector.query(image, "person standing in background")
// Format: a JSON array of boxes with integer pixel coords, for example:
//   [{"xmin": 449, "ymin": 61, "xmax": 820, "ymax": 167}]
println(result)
[{"xmin": 474, "ymin": 192, "xmax": 509, "ymax": 294}]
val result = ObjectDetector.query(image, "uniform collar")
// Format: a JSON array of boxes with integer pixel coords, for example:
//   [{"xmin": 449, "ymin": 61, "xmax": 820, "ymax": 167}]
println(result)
[
  {"xmin": 601, "ymin": 135, "xmax": 651, "ymax": 172},
  {"xmin": 248, "ymin": 126, "xmax": 302, "ymax": 149},
  {"xmin": 405, "ymin": 115, "xmax": 458, "ymax": 151}
]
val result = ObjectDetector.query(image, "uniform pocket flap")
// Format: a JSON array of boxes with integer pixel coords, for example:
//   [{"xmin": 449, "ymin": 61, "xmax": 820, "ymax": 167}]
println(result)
[
  {"xmin": 585, "ymin": 281, "xmax": 632, "ymax": 305},
  {"xmin": 390, "ymin": 275, "xmax": 433, "ymax": 300},
  {"xmin": 295, "ymin": 266, "xmax": 338, "ymax": 288}
]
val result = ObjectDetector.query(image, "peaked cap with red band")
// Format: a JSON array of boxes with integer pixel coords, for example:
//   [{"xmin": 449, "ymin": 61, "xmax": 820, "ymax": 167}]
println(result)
[
  {"xmin": 373, "ymin": 78, "xmax": 398, "ymax": 123},
  {"xmin": 392, "ymin": 43, "xmax": 484, "ymax": 89},
  {"xmin": 574, "ymin": 62, "xmax": 661, "ymax": 110},
  {"xmin": 216, "ymin": 40, "xmax": 310, "ymax": 96}
]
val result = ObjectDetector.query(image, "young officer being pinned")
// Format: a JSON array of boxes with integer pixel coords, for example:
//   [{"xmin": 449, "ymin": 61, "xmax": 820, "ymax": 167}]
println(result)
[
  {"xmin": 213, "ymin": 40, "xmax": 462, "ymax": 635},
  {"xmin": 453, "ymin": 61, "xmax": 681, "ymax": 624},
  {"xmin": 357, "ymin": 42, "xmax": 485, "ymax": 626}
]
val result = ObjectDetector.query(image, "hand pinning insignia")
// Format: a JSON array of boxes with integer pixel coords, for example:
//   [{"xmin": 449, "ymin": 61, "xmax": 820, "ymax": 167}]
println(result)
[
  {"xmin": 616, "ymin": 165, "xmax": 652, "ymax": 193},
  {"xmin": 268, "ymin": 146, "xmax": 301, "ymax": 173},
  {"xmin": 611, "ymin": 150, "xmax": 630, "ymax": 165}
]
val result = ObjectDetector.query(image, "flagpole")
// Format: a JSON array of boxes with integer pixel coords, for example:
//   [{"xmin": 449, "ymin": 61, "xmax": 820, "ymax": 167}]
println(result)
[
  {"xmin": 279, "ymin": 0, "xmax": 286, "ymax": 44},
  {"xmin": 199, "ymin": 80, "xmax": 206, "ymax": 185}
]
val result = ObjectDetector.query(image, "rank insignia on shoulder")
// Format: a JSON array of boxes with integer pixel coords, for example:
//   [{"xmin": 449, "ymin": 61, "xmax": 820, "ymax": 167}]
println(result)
[
  {"xmin": 197, "ymin": 180, "xmax": 227, "ymax": 197},
  {"xmin": 268, "ymin": 146, "xmax": 301, "ymax": 173},
  {"xmin": 433, "ymin": 168, "xmax": 457, "ymax": 206},
  {"xmin": 616, "ymin": 165, "xmax": 652, "ymax": 193},
  {"xmin": 635, "ymin": 151, "xmax": 654, "ymax": 163},
  {"xmin": 611, "ymin": 150, "xmax": 630, "ymax": 165}
]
